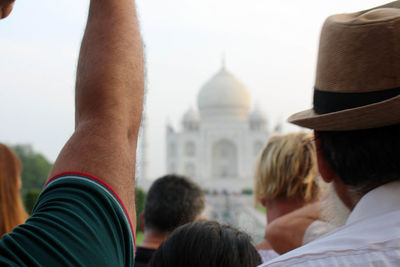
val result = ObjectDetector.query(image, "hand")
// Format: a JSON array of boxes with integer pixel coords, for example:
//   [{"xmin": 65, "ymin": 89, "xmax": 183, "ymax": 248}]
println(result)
[{"xmin": 0, "ymin": 0, "xmax": 15, "ymax": 19}]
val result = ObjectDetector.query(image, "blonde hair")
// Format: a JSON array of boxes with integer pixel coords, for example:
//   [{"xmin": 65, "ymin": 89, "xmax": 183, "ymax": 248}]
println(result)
[
  {"xmin": 0, "ymin": 144, "xmax": 28, "ymax": 236},
  {"xmin": 254, "ymin": 133, "xmax": 319, "ymax": 204}
]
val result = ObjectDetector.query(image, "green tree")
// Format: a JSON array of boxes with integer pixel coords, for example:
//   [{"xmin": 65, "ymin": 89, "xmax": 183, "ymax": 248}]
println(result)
[
  {"xmin": 241, "ymin": 188, "xmax": 253, "ymax": 195},
  {"xmin": 12, "ymin": 144, "xmax": 52, "ymax": 194},
  {"xmin": 23, "ymin": 189, "xmax": 41, "ymax": 215},
  {"xmin": 135, "ymin": 187, "xmax": 146, "ymax": 233}
]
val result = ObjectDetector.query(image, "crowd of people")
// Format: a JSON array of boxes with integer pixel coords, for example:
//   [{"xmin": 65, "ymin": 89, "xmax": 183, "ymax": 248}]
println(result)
[{"xmin": 1, "ymin": 0, "xmax": 400, "ymax": 266}]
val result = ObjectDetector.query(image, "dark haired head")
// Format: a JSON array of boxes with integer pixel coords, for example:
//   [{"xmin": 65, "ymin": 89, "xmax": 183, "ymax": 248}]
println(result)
[
  {"xmin": 317, "ymin": 124, "xmax": 400, "ymax": 193},
  {"xmin": 149, "ymin": 221, "xmax": 262, "ymax": 267},
  {"xmin": 144, "ymin": 174, "xmax": 205, "ymax": 233}
]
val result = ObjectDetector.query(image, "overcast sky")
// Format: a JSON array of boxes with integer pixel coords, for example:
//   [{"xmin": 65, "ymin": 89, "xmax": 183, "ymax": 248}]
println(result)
[{"xmin": 0, "ymin": 0, "xmax": 385, "ymax": 180}]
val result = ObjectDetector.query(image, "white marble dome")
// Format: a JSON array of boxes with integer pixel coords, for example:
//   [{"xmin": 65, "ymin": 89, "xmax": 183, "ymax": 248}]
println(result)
[{"xmin": 197, "ymin": 66, "xmax": 251, "ymax": 121}]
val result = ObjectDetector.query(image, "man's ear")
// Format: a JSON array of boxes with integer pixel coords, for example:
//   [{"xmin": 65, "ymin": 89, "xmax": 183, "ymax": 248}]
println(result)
[
  {"xmin": 315, "ymin": 132, "xmax": 357, "ymax": 210},
  {"xmin": 140, "ymin": 212, "xmax": 145, "ymax": 233},
  {"xmin": 314, "ymin": 131, "xmax": 337, "ymax": 183}
]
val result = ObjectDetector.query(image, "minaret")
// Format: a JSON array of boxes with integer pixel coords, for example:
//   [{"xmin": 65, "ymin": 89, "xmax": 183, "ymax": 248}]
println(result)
[{"xmin": 141, "ymin": 112, "xmax": 148, "ymax": 180}]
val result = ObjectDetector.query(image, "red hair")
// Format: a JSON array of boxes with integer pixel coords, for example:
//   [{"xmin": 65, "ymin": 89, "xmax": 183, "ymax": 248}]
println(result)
[{"xmin": 0, "ymin": 144, "xmax": 28, "ymax": 237}]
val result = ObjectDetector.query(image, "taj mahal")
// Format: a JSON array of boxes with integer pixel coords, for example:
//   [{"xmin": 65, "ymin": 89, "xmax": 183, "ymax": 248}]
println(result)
[{"xmin": 165, "ymin": 63, "xmax": 270, "ymax": 192}]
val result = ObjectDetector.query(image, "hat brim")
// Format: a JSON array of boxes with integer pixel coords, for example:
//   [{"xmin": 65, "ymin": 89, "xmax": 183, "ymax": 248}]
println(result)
[{"xmin": 288, "ymin": 95, "xmax": 400, "ymax": 131}]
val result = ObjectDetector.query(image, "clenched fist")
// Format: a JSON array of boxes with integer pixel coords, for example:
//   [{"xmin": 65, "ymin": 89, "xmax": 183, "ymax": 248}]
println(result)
[{"xmin": 0, "ymin": 0, "xmax": 14, "ymax": 19}]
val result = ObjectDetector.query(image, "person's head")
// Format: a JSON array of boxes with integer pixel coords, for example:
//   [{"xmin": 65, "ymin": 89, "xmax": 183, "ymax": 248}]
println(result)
[
  {"xmin": 287, "ymin": 8, "xmax": 400, "ymax": 205},
  {"xmin": 148, "ymin": 220, "xmax": 262, "ymax": 267},
  {"xmin": 0, "ymin": 143, "xmax": 28, "ymax": 236},
  {"xmin": 0, "ymin": 0, "xmax": 15, "ymax": 19},
  {"xmin": 316, "ymin": 124, "xmax": 400, "ymax": 196},
  {"xmin": 143, "ymin": 174, "xmax": 205, "ymax": 234},
  {"xmin": 254, "ymin": 132, "xmax": 320, "ymax": 207}
]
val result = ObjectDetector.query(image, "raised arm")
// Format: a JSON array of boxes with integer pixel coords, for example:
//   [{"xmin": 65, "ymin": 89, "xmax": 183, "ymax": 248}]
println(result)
[{"xmin": 49, "ymin": 0, "xmax": 144, "ymax": 228}]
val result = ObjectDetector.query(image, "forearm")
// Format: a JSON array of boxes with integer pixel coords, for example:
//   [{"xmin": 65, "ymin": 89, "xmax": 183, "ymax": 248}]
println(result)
[
  {"xmin": 266, "ymin": 203, "xmax": 322, "ymax": 254},
  {"xmin": 266, "ymin": 216, "xmax": 314, "ymax": 254},
  {"xmin": 76, "ymin": 0, "xmax": 144, "ymax": 129}
]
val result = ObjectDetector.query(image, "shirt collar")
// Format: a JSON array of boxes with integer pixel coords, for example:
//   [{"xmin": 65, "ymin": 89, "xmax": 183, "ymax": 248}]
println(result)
[{"xmin": 346, "ymin": 181, "xmax": 400, "ymax": 225}]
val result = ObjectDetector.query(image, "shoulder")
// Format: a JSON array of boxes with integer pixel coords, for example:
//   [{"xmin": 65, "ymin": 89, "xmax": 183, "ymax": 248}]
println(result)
[
  {"xmin": 259, "ymin": 210, "xmax": 400, "ymax": 267},
  {"xmin": 0, "ymin": 172, "xmax": 135, "ymax": 267},
  {"xmin": 258, "ymin": 249, "xmax": 279, "ymax": 263},
  {"xmin": 302, "ymin": 220, "xmax": 333, "ymax": 245}
]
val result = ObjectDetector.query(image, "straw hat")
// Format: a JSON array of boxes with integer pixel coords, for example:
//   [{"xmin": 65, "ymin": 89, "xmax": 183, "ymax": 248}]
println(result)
[{"xmin": 289, "ymin": 4, "xmax": 400, "ymax": 131}]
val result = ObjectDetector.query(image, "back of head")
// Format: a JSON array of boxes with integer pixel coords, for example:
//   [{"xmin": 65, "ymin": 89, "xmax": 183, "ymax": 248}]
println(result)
[
  {"xmin": 144, "ymin": 174, "xmax": 205, "ymax": 233},
  {"xmin": 317, "ymin": 124, "xmax": 400, "ymax": 194},
  {"xmin": 0, "ymin": 143, "xmax": 28, "ymax": 236},
  {"xmin": 149, "ymin": 220, "xmax": 262, "ymax": 267},
  {"xmin": 254, "ymin": 132, "xmax": 319, "ymax": 204},
  {"xmin": 284, "ymin": 6, "xmax": 400, "ymax": 199}
]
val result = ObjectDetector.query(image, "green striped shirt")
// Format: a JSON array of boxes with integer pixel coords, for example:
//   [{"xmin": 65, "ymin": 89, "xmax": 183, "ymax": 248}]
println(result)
[{"xmin": 0, "ymin": 172, "xmax": 135, "ymax": 266}]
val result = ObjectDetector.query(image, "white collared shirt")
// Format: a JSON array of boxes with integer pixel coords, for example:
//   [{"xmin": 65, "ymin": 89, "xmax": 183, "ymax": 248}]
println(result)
[{"xmin": 259, "ymin": 181, "xmax": 400, "ymax": 267}]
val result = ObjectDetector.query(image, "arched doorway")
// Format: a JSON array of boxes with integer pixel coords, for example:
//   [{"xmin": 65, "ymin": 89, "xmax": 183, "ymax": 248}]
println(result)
[{"xmin": 212, "ymin": 139, "xmax": 238, "ymax": 178}]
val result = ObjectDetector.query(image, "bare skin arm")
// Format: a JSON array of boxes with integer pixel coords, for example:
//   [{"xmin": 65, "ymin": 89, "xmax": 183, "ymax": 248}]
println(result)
[
  {"xmin": 48, "ymin": 0, "xmax": 144, "ymax": 230},
  {"xmin": 265, "ymin": 202, "xmax": 321, "ymax": 254}
]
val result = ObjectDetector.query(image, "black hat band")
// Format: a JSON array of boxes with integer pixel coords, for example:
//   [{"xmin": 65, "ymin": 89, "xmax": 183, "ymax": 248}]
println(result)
[{"xmin": 313, "ymin": 87, "xmax": 400, "ymax": 114}]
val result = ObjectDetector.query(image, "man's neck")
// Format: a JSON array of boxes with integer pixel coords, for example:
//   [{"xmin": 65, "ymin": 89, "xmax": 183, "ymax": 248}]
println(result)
[
  {"xmin": 333, "ymin": 179, "xmax": 362, "ymax": 211},
  {"xmin": 139, "ymin": 230, "xmax": 169, "ymax": 250}
]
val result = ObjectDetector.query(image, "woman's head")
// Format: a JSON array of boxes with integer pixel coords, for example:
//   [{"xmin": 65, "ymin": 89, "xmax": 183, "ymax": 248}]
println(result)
[
  {"xmin": 149, "ymin": 220, "xmax": 262, "ymax": 267},
  {"xmin": 254, "ymin": 132, "xmax": 320, "ymax": 205},
  {"xmin": 0, "ymin": 143, "xmax": 27, "ymax": 236}
]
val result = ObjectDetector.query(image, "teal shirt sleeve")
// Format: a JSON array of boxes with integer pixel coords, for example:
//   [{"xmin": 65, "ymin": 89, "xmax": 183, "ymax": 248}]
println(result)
[{"xmin": 0, "ymin": 172, "xmax": 135, "ymax": 267}]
